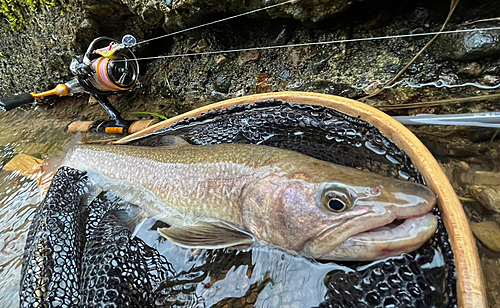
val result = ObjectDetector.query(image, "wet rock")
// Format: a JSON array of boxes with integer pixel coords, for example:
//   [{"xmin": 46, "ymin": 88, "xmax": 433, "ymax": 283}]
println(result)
[
  {"xmin": 76, "ymin": 18, "xmax": 100, "ymax": 46},
  {"xmin": 161, "ymin": 0, "xmax": 362, "ymax": 31},
  {"xmin": 438, "ymin": 72, "xmax": 459, "ymax": 85},
  {"xmin": 408, "ymin": 7, "xmax": 430, "ymax": 24},
  {"xmin": 288, "ymin": 46, "xmax": 314, "ymax": 66},
  {"xmin": 255, "ymin": 73, "xmax": 272, "ymax": 94},
  {"xmin": 325, "ymin": 83, "xmax": 363, "ymax": 98},
  {"xmin": 470, "ymin": 220, "xmax": 500, "ymax": 252},
  {"xmin": 362, "ymin": 80, "xmax": 383, "ymax": 96},
  {"xmin": 238, "ymin": 50, "xmax": 260, "ymax": 65},
  {"xmin": 363, "ymin": 10, "xmax": 392, "ymax": 30},
  {"xmin": 0, "ymin": 9, "xmax": 85, "ymax": 96},
  {"xmin": 433, "ymin": 25, "xmax": 500, "ymax": 61},
  {"xmin": 286, "ymin": 80, "xmax": 304, "ymax": 90},
  {"xmin": 269, "ymin": 19, "xmax": 295, "ymax": 45},
  {"xmin": 300, "ymin": 80, "xmax": 331, "ymax": 92},
  {"xmin": 216, "ymin": 55, "xmax": 229, "ymax": 66},
  {"xmin": 472, "ymin": 186, "xmax": 500, "ymax": 215},
  {"xmin": 458, "ymin": 62, "xmax": 483, "ymax": 77},
  {"xmin": 233, "ymin": 87, "xmax": 246, "ymax": 98},
  {"xmin": 483, "ymin": 75, "xmax": 500, "ymax": 86},
  {"xmin": 278, "ymin": 70, "xmax": 292, "ymax": 81},
  {"xmin": 479, "ymin": 251, "xmax": 500, "ymax": 308},
  {"xmin": 141, "ymin": 6, "xmax": 164, "ymax": 25},
  {"xmin": 210, "ymin": 90, "xmax": 229, "ymax": 102},
  {"xmin": 214, "ymin": 74, "xmax": 231, "ymax": 93},
  {"xmin": 85, "ymin": 3, "xmax": 131, "ymax": 22},
  {"xmin": 195, "ymin": 39, "xmax": 208, "ymax": 53},
  {"xmin": 311, "ymin": 52, "xmax": 331, "ymax": 74}
]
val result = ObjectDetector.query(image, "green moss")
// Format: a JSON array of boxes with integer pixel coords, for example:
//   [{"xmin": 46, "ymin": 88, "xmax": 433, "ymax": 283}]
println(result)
[{"xmin": 0, "ymin": 0, "xmax": 63, "ymax": 31}]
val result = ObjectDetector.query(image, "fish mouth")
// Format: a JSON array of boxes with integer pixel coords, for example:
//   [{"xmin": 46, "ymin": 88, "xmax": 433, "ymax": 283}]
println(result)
[{"xmin": 319, "ymin": 213, "xmax": 438, "ymax": 261}]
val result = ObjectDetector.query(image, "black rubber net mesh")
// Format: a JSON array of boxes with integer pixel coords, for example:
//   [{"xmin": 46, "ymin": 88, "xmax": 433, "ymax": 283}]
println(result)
[{"xmin": 20, "ymin": 100, "xmax": 457, "ymax": 308}]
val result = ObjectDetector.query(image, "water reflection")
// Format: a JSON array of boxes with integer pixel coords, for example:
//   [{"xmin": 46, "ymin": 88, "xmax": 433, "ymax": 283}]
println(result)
[
  {"xmin": 136, "ymin": 218, "xmax": 344, "ymax": 307},
  {"xmin": 0, "ymin": 170, "xmax": 41, "ymax": 307}
]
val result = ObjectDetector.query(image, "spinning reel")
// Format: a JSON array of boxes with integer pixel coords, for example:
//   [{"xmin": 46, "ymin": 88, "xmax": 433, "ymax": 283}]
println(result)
[{"xmin": 0, "ymin": 36, "xmax": 154, "ymax": 135}]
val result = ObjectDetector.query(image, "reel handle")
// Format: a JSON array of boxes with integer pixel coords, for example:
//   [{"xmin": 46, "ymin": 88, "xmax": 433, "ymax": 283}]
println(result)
[
  {"xmin": 0, "ymin": 84, "xmax": 72, "ymax": 112},
  {"xmin": 0, "ymin": 93, "xmax": 35, "ymax": 111}
]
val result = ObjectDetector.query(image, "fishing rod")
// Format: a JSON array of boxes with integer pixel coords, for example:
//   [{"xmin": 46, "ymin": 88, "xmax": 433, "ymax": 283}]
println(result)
[{"xmin": 393, "ymin": 112, "xmax": 500, "ymax": 128}]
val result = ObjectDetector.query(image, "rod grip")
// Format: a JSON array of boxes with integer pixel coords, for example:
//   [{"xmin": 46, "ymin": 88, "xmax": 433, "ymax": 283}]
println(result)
[
  {"xmin": 67, "ymin": 119, "xmax": 158, "ymax": 134},
  {"xmin": 66, "ymin": 121, "xmax": 95, "ymax": 132},
  {"xmin": 0, "ymin": 93, "xmax": 35, "ymax": 111}
]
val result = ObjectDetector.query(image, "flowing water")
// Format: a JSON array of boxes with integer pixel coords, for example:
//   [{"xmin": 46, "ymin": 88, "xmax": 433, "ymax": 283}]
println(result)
[
  {"xmin": 0, "ymin": 109, "xmax": 79, "ymax": 306},
  {"xmin": 0, "ymin": 167, "xmax": 41, "ymax": 306}
]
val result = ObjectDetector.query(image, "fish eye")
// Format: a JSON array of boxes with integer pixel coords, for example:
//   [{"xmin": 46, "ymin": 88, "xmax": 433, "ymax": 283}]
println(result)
[
  {"xmin": 327, "ymin": 198, "xmax": 347, "ymax": 212},
  {"xmin": 322, "ymin": 188, "xmax": 352, "ymax": 213}
]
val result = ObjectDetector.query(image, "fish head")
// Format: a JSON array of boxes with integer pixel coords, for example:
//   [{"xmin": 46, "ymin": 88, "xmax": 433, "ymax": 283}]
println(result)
[{"xmin": 243, "ymin": 158, "xmax": 437, "ymax": 261}]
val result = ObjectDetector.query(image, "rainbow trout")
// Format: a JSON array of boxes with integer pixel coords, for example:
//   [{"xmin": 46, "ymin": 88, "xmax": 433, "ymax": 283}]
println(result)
[{"xmin": 62, "ymin": 137, "xmax": 437, "ymax": 261}]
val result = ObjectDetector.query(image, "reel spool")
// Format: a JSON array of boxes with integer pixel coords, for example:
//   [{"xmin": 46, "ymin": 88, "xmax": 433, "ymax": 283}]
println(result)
[{"xmin": 87, "ymin": 55, "xmax": 138, "ymax": 92}]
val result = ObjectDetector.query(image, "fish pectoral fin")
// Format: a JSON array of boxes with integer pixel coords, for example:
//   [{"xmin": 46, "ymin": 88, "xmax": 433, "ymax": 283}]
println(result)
[
  {"xmin": 160, "ymin": 135, "xmax": 190, "ymax": 147},
  {"xmin": 158, "ymin": 221, "xmax": 254, "ymax": 249},
  {"xmin": 112, "ymin": 200, "xmax": 146, "ymax": 231}
]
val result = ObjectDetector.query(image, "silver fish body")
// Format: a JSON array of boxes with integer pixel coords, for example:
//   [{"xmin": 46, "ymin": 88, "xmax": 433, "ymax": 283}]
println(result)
[{"xmin": 62, "ymin": 141, "xmax": 437, "ymax": 261}]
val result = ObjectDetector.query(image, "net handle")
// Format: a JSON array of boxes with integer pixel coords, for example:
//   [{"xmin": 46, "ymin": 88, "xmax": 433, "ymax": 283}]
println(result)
[{"xmin": 114, "ymin": 91, "xmax": 486, "ymax": 308}]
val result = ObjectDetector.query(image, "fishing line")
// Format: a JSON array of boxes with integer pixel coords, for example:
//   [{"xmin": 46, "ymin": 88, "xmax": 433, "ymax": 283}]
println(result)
[
  {"xmin": 117, "ymin": 26, "xmax": 500, "ymax": 62},
  {"xmin": 135, "ymin": 0, "xmax": 299, "ymax": 46}
]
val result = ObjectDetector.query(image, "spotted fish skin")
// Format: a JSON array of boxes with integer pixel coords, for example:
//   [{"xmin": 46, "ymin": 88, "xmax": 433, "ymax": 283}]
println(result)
[
  {"xmin": 62, "ymin": 142, "xmax": 437, "ymax": 261},
  {"xmin": 63, "ymin": 143, "xmax": 284, "ymax": 228}
]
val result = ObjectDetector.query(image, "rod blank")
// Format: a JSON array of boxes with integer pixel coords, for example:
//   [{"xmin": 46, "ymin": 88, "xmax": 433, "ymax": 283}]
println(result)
[{"xmin": 0, "ymin": 93, "xmax": 35, "ymax": 111}]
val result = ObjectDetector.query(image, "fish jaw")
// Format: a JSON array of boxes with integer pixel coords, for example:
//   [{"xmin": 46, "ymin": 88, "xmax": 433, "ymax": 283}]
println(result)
[{"xmin": 306, "ymin": 213, "xmax": 438, "ymax": 261}]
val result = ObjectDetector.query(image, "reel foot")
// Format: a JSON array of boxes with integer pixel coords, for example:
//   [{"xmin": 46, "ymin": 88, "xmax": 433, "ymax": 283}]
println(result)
[{"xmin": 67, "ymin": 119, "xmax": 158, "ymax": 135}]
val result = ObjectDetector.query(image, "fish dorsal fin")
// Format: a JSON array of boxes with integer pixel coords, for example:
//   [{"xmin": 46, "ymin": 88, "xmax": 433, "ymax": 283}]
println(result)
[
  {"xmin": 160, "ymin": 135, "xmax": 189, "ymax": 147},
  {"xmin": 158, "ymin": 221, "xmax": 254, "ymax": 249}
]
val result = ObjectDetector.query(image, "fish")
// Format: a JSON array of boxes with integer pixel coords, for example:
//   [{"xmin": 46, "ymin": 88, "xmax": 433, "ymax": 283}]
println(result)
[{"xmin": 61, "ymin": 136, "xmax": 437, "ymax": 261}]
